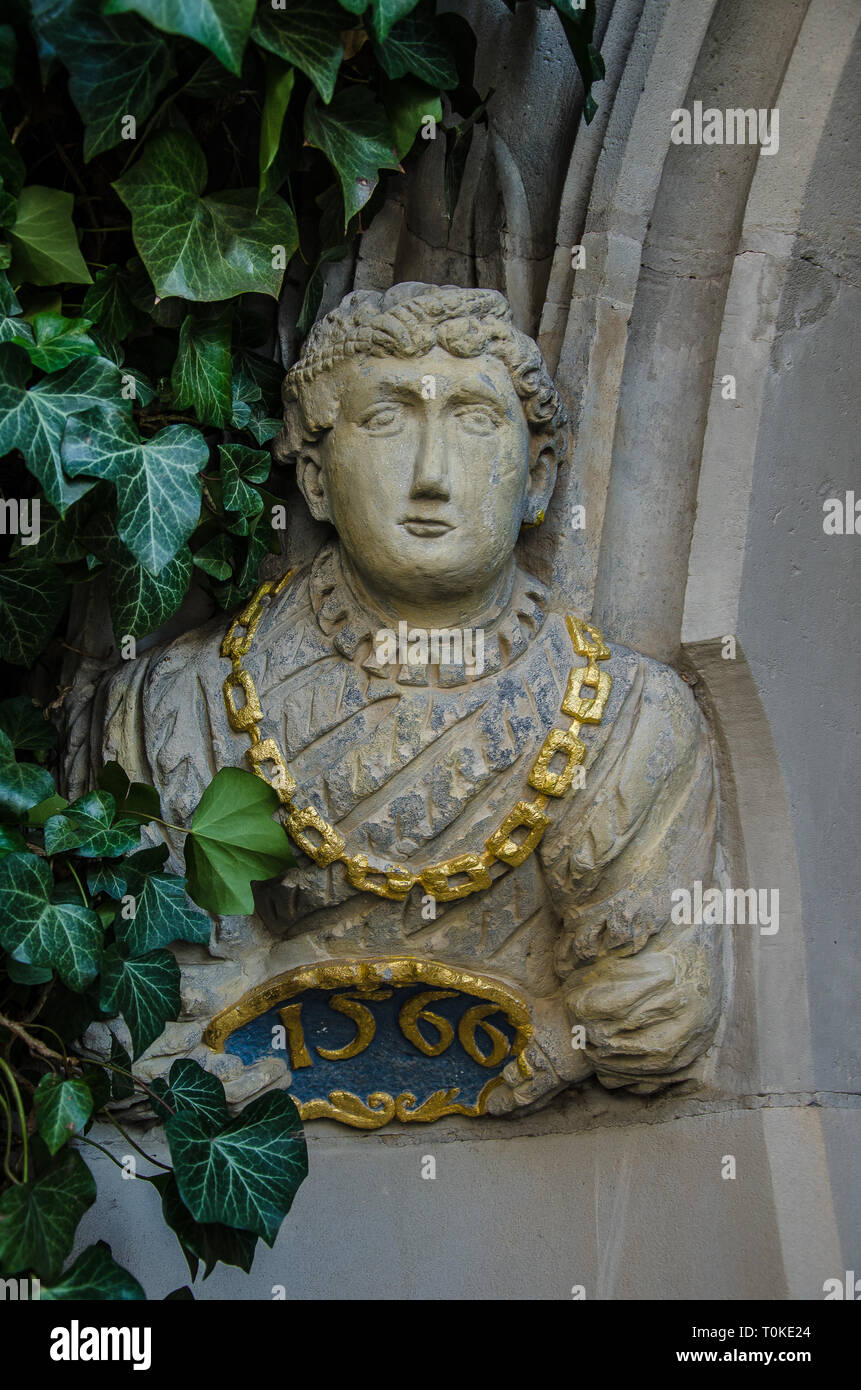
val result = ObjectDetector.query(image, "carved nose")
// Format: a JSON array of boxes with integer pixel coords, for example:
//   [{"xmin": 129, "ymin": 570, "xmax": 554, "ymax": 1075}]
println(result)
[{"xmin": 410, "ymin": 429, "xmax": 449, "ymax": 499}]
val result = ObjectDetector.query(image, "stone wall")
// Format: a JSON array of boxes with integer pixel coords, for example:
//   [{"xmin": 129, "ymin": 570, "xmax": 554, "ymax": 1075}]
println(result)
[{"xmin": 75, "ymin": 0, "xmax": 859, "ymax": 1299}]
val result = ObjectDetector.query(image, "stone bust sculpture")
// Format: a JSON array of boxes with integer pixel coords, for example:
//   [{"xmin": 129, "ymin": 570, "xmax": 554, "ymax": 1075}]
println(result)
[{"xmin": 67, "ymin": 283, "xmax": 721, "ymax": 1126}]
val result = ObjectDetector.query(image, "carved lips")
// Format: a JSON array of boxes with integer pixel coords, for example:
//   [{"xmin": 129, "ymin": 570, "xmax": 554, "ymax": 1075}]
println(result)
[{"xmin": 400, "ymin": 516, "xmax": 455, "ymax": 538}]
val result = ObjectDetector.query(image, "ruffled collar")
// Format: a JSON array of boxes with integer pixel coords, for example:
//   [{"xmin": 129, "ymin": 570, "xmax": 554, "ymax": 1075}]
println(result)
[{"xmin": 307, "ymin": 541, "xmax": 548, "ymax": 688}]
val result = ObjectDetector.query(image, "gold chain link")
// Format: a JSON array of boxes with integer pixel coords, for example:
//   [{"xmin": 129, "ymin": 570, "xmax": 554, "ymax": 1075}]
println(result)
[{"xmin": 221, "ymin": 577, "xmax": 612, "ymax": 902}]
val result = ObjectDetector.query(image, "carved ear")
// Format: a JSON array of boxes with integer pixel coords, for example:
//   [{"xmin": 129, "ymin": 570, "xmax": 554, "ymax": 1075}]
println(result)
[
  {"xmin": 296, "ymin": 451, "xmax": 333, "ymax": 524},
  {"xmin": 523, "ymin": 439, "xmax": 558, "ymax": 524}
]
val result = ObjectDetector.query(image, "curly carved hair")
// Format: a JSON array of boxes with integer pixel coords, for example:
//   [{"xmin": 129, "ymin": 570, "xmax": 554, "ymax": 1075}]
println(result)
[{"xmin": 274, "ymin": 282, "xmax": 567, "ymax": 464}]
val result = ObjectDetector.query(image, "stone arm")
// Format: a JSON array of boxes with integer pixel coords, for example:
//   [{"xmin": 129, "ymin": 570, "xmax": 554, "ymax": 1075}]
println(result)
[
  {"xmin": 489, "ymin": 657, "xmax": 722, "ymax": 1112},
  {"xmin": 561, "ymin": 658, "xmax": 723, "ymax": 1086}
]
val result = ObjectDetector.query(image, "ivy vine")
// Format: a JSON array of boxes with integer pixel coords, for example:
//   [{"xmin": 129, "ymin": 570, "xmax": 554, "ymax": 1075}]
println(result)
[{"xmin": 0, "ymin": 0, "xmax": 602, "ymax": 1299}]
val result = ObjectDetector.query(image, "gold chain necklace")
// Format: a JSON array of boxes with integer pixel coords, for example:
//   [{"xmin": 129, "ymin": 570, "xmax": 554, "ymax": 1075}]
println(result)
[{"xmin": 220, "ymin": 573, "xmax": 613, "ymax": 903}]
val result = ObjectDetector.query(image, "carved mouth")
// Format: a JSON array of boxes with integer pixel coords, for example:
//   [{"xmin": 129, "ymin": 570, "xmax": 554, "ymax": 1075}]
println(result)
[{"xmin": 401, "ymin": 517, "xmax": 454, "ymax": 537}]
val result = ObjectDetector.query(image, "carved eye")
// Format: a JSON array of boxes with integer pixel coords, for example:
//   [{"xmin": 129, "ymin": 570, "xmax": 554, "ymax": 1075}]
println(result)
[
  {"xmin": 454, "ymin": 405, "xmax": 499, "ymax": 435},
  {"xmin": 359, "ymin": 404, "xmax": 403, "ymax": 435}
]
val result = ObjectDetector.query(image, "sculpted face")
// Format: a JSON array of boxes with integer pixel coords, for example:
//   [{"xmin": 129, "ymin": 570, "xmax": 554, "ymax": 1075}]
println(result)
[{"xmin": 297, "ymin": 346, "xmax": 554, "ymax": 620}]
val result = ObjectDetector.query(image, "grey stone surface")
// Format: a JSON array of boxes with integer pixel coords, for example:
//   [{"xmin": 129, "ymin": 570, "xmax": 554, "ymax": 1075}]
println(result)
[{"xmin": 74, "ymin": 1097, "xmax": 854, "ymax": 1300}]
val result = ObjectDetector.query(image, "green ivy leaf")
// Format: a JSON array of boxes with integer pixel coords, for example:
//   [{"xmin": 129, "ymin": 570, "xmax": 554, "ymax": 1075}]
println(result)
[
  {"xmin": 0, "ymin": 344, "xmax": 128, "ymax": 514},
  {"xmin": 232, "ymin": 347, "xmax": 283, "ymax": 415},
  {"xmin": 75, "ymin": 492, "xmax": 186, "ymax": 634},
  {"xmin": 151, "ymin": 1058, "xmax": 228, "ymax": 1128},
  {"xmin": 12, "ymin": 312, "xmax": 100, "ymax": 371},
  {"xmin": 182, "ymin": 51, "xmax": 238, "ymax": 100},
  {"xmin": 193, "ymin": 533, "xmax": 235, "ymax": 583},
  {"xmin": 33, "ymin": 1074, "xmax": 94, "ymax": 1154},
  {"xmin": 62, "ymin": 406, "xmax": 207, "ymax": 575},
  {"xmin": 0, "ymin": 728, "xmax": 55, "ymax": 817},
  {"xmin": 171, "ymin": 304, "xmax": 233, "ymax": 428},
  {"xmin": 114, "ymin": 872, "xmax": 211, "ymax": 956},
  {"xmin": 108, "ymin": 1033, "xmax": 135, "ymax": 1100},
  {"xmin": 0, "ymin": 271, "xmax": 26, "ymax": 342},
  {"xmin": 219, "ymin": 442, "xmax": 268, "ymax": 524},
  {"xmin": 158, "ymin": 1171, "xmax": 257, "ymax": 1281},
  {"xmin": 372, "ymin": 12, "xmax": 457, "ymax": 88},
  {"xmin": 6, "ymin": 957, "xmax": 53, "ymax": 983},
  {"xmin": 113, "ymin": 130, "xmax": 298, "ymax": 301},
  {"xmin": 258, "ymin": 57, "xmax": 294, "ymax": 207},
  {"xmin": 0, "ymin": 825, "xmax": 29, "ymax": 857},
  {"xmin": 40, "ymin": 1240, "xmax": 145, "ymax": 1300},
  {"xmin": 77, "ymin": 1060, "xmax": 112, "ymax": 1113},
  {"xmin": 7, "ymin": 186, "xmax": 92, "ymax": 287},
  {"xmin": 184, "ymin": 767, "xmax": 294, "ymax": 915},
  {"xmin": 106, "ymin": 539, "xmax": 193, "ymax": 638},
  {"xmin": 252, "ymin": 0, "xmax": 343, "ymax": 105},
  {"xmin": 99, "ymin": 945, "xmax": 181, "ymax": 1057},
  {"xmin": 304, "ymin": 87, "xmax": 400, "ymax": 227},
  {"xmin": 0, "ymin": 554, "xmax": 67, "ymax": 667},
  {"xmin": 0, "ymin": 1148, "xmax": 96, "ymax": 1279},
  {"xmin": 344, "ymin": 0, "xmax": 418, "ymax": 44},
  {"xmin": 167, "ymin": 1090, "xmax": 307, "ymax": 1241},
  {"xmin": 215, "ymin": 502, "xmax": 278, "ymax": 605},
  {"xmin": 382, "ymin": 75, "xmax": 442, "ymax": 159},
  {"xmin": 44, "ymin": 791, "xmax": 142, "ymax": 859},
  {"xmin": 246, "ymin": 413, "xmax": 281, "ymax": 445},
  {"xmin": 97, "ymin": 762, "xmax": 161, "ymax": 824},
  {"xmin": 31, "ymin": 0, "xmax": 174, "ymax": 161},
  {"xmin": 0, "ymin": 852, "xmax": 103, "ymax": 990},
  {"xmin": 105, "ymin": 0, "xmax": 255, "ymax": 77},
  {"xmin": 553, "ymin": 0, "xmax": 603, "ymax": 124},
  {"xmin": 0, "ymin": 696, "xmax": 58, "ymax": 755},
  {"xmin": 82, "ymin": 265, "xmax": 137, "ymax": 341},
  {"xmin": 9, "ymin": 497, "xmax": 88, "ymax": 566},
  {"xmin": 25, "ymin": 794, "xmax": 69, "ymax": 827},
  {"xmin": 87, "ymin": 861, "xmax": 127, "ymax": 898}
]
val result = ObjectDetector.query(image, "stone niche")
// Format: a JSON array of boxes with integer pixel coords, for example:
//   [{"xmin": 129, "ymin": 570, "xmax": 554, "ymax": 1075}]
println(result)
[{"xmin": 67, "ymin": 0, "xmax": 860, "ymax": 1301}]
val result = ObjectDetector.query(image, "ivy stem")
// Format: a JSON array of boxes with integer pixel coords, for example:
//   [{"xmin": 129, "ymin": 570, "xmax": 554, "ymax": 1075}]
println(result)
[
  {"xmin": 148, "ymin": 814, "xmax": 192, "ymax": 837},
  {"xmin": 76, "ymin": 1134, "xmax": 131, "ymax": 1171},
  {"xmin": 0, "ymin": 1058, "xmax": 29, "ymax": 1183},
  {"xmin": 138, "ymin": 412, "xmax": 200, "ymax": 428},
  {"xmin": 72, "ymin": 1052, "xmax": 174, "ymax": 1116},
  {"xmin": 104, "ymin": 1112, "xmax": 172, "ymax": 1171},
  {"xmin": 0, "ymin": 1019, "xmax": 176, "ymax": 1119},
  {"xmin": 0, "ymin": 1011, "xmax": 65, "ymax": 1065},
  {"xmin": 25, "ymin": 1022, "xmax": 69, "ymax": 1067},
  {"xmin": 65, "ymin": 859, "xmax": 89, "ymax": 907},
  {"xmin": 0, "ymin": 1087, "xmax": 19, "ymax": 1185}
]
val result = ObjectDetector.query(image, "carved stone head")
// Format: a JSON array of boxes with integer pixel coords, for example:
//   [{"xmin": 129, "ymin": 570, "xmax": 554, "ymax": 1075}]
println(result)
[{"xmin": 274, "ymin": 283, "xmax": 567, "ymax": 618}]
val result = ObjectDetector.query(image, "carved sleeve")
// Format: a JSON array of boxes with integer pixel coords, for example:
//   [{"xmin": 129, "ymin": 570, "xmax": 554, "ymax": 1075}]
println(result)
[{"xmin": 541, "ymin": 655, "xmax": 722, "ymax": 1090}]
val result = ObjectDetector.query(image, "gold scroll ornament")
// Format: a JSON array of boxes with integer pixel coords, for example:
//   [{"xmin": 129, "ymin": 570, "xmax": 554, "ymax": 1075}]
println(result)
[
  {"xmin": 220, "ymin": 573, "xmax": 613, "ymax": 902},
  {"xmin": 204, "ymin": 957, "xmax": 533, "ymax": 1129}
]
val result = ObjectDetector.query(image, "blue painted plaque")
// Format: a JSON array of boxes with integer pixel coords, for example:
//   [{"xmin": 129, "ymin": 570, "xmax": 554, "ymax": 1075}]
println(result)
[{"xmin": 204, "ymin": 957, "xmax": 533, "ymax": 1127}]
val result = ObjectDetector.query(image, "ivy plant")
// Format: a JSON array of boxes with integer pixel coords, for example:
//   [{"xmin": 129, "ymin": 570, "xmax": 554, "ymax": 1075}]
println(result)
[
  {"xmin": 0, "ymin": 697, "xmax": 302, "ymax": 1298},
  {"xmin": 0, "ymin": 0, "xmax": 601, "ymax": 1299}
]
